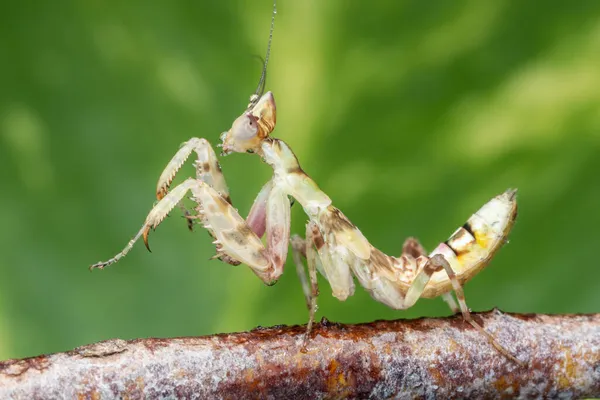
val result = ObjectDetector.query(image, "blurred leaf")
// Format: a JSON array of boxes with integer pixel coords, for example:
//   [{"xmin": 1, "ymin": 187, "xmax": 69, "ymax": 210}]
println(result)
[{"xmin": 1, "ymin": 0, "xmax": 599, "ymax": 360}]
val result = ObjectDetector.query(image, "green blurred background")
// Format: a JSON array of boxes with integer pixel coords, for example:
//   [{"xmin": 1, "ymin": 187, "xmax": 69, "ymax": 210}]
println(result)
[{"xmin": 1, "ymin": 1, "xmax": 599, "ymax": 361}]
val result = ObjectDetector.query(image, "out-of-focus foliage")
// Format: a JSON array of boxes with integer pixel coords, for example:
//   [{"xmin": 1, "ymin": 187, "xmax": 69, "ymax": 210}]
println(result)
[{"xmin": 1, "ymin": 1, "xmax": 599, "ymax": 360}]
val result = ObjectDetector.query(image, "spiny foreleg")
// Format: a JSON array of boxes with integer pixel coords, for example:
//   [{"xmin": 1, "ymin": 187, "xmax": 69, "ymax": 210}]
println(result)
[
  {"xmin": 89, "ymin": 181, "xmax": 203, "ymax": 270},
  {"xmin": 90, "ymin": 178, "xmax": 290, "ymax": 285},
  {"xmin": 156, "ymin": 137, "xmax": 234, "ymax": 256},
  {"xmin": 156, "ymin": 138, "xmax": 230, "ymax": 202},
  {"xmin": 90, "ymin": 138, "xmax": 235, "ymax": 269}
]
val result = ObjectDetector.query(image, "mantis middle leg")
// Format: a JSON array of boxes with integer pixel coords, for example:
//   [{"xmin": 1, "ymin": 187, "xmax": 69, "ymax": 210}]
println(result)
[{"xmin": 291, "ymin": 221, "xmax": 324, "ymax": 344}]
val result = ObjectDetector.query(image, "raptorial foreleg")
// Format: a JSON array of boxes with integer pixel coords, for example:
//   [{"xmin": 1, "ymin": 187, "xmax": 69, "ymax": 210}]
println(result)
[
  {"xmin": 91, "ymin": 178, "xmax": 289, "ymax": 285},
  {"xmin": 155, "ymin": 137, "xmax": 232, "ymax": 235},
  {"xmin": 90, "ymin": 180, "xmax": 205, "ymax": 270},
  {"xmin": 156, "ymin": 138, "xmax": 230, "ymax": 201},
  {"xmin": 154, "ymin": 137, "xmax": 252, "ymax": 263}
]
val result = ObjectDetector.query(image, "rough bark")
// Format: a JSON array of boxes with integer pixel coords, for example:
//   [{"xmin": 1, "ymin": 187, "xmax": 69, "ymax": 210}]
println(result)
[{"xmin": 1, "ymin": 311, "xmax": 599, "ymax": 399}]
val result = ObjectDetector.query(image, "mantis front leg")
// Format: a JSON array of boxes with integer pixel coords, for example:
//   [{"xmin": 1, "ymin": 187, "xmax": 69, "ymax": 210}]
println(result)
[
  {"xmin": 90, "ymin": 138, "xmax": 291, "ymax": 277},
  {"xmin": 92, "ymin": 177, "xmax": 292, "ymax": 285},
  {"xmin": 156, "ymin": 137, "xmax": 230, "ymax": 203},
  {"xmin": 91, "ymin": 138, "xmax": 229, "ymax": 269},
  {"xmin": 157, "ymin": 137, "xmax": 232, "ymax": 239}
]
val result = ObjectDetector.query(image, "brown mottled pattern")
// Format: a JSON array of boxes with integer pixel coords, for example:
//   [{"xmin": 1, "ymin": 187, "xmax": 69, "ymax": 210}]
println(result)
[
  {"xmin": 2, "ymin": 313, "xmax": 599, "ymax": 399},
  {"xmin": 237, "ymin": 223, "xmax": 255, "ymax": 239},
  {"xmin": 311, "ymin": 226, "xmax": 325, "ymax": 250},
  {"xmin": 401, "ymin": 237, "xmax": 427, "ymax": 258},
  {"xmin": 214, "ymin": 193, "xmax": 232, "ymax": 213},
  {"xmin": 396, "ymin": 255, "xmax": 418, "ymax": 283},
  {"xmin": 326, "ymin": 207, "xmax": 357, "ymax": 234},
  {"xmin": 424, "ymin": 258, "xmax": 444, "ymax": 276},
  {"xmin": 217, "ymin": 254, "xmax": 242, "ymax": 266},
  {"xmin": 222, "ymin": 194, "xmax": 232, "ymax": 205},
  {"xmin": 286, "ymin": 165, "xmax": 304, "ymax": 175},
  {"xmin": 254, "ymin": 96, "xmax": 276, "ymax": 138},
  {"xmin": 222, "ymin": 230, "xmax": 249, "ymax": 247},
  {"xmin": 269, "ymin": 253, "xmax": 282, "ymax": 271},
  {"xmin": 368, "ymin": 247, "xmax": 399, "ymax": 279},
  {"xmin": 204, "ymin": 228, "xmax": 240, "ymax": 266},
  {"xmin": 318, "ymin": 207, "xmax": 414, "ymax": 284},
  {"xmin": 316, "ymin": 208, "xmax": 356, "ymax": 250},
  {"xmin": 267, "ymin": 225, "xmax": 285, "ymax": 266}
]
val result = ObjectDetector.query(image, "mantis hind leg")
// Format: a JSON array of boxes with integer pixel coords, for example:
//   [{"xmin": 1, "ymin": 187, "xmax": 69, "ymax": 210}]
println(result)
[
  {"xmin": 401, "ymin": 237, "xmax": 477, "ymax": 314},
  {"xmin": 403, "ymin": 253, "xmax": 524, "ymax": 366},
  {"xmin": 435, "ymin": 255, "xmax": 525, "ymax": 366}
]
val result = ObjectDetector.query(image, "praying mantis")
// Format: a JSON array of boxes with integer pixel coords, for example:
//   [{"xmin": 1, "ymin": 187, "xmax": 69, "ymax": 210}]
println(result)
[{"xmin": 90, "ymin": 1, "xmax": 523, "ymax": 366}]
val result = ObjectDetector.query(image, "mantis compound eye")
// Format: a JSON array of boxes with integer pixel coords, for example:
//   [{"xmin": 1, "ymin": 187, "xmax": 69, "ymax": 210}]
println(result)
[
  {"xmin": 233, "ymin": 113, "xmax": 259, "ymax": 141},
  {"xmin": 221, "ymin": 114, "xmax": 261, "ymax": 154},
  {"xmin": 245, "ymin": 114, "xmax": 259, "ymax": 137}
]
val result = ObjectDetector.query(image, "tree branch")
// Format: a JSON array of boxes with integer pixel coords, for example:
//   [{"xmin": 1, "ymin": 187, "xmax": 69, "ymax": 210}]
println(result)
[{"xmin": 1, "ymin": 311, "xmax": 599, "ymax": 399}]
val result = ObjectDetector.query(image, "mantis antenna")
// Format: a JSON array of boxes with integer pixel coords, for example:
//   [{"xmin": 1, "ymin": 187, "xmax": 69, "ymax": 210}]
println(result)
[{"xmin": 249, "ymin": 0, "xmax": 277, "ymax": 108}]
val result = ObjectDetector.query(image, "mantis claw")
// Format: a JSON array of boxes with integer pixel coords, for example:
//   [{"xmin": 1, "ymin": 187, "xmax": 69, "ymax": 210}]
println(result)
[
  {"xmin": 142, "ymin": 226, "xmax": 152, "ymax": 253},
  {"xmin": 89, "ymin": 262, "xmax": 105, "ymax": 271}
]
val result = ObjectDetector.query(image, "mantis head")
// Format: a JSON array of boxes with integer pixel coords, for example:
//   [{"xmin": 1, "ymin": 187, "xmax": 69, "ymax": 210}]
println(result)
[
  {"xmin": 220, "ymin": 92, "xmax": 277, "ymax": 155},
  {"xmin": 220, "ymin": 0, "xmax": 277, "ymax": 156}
]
